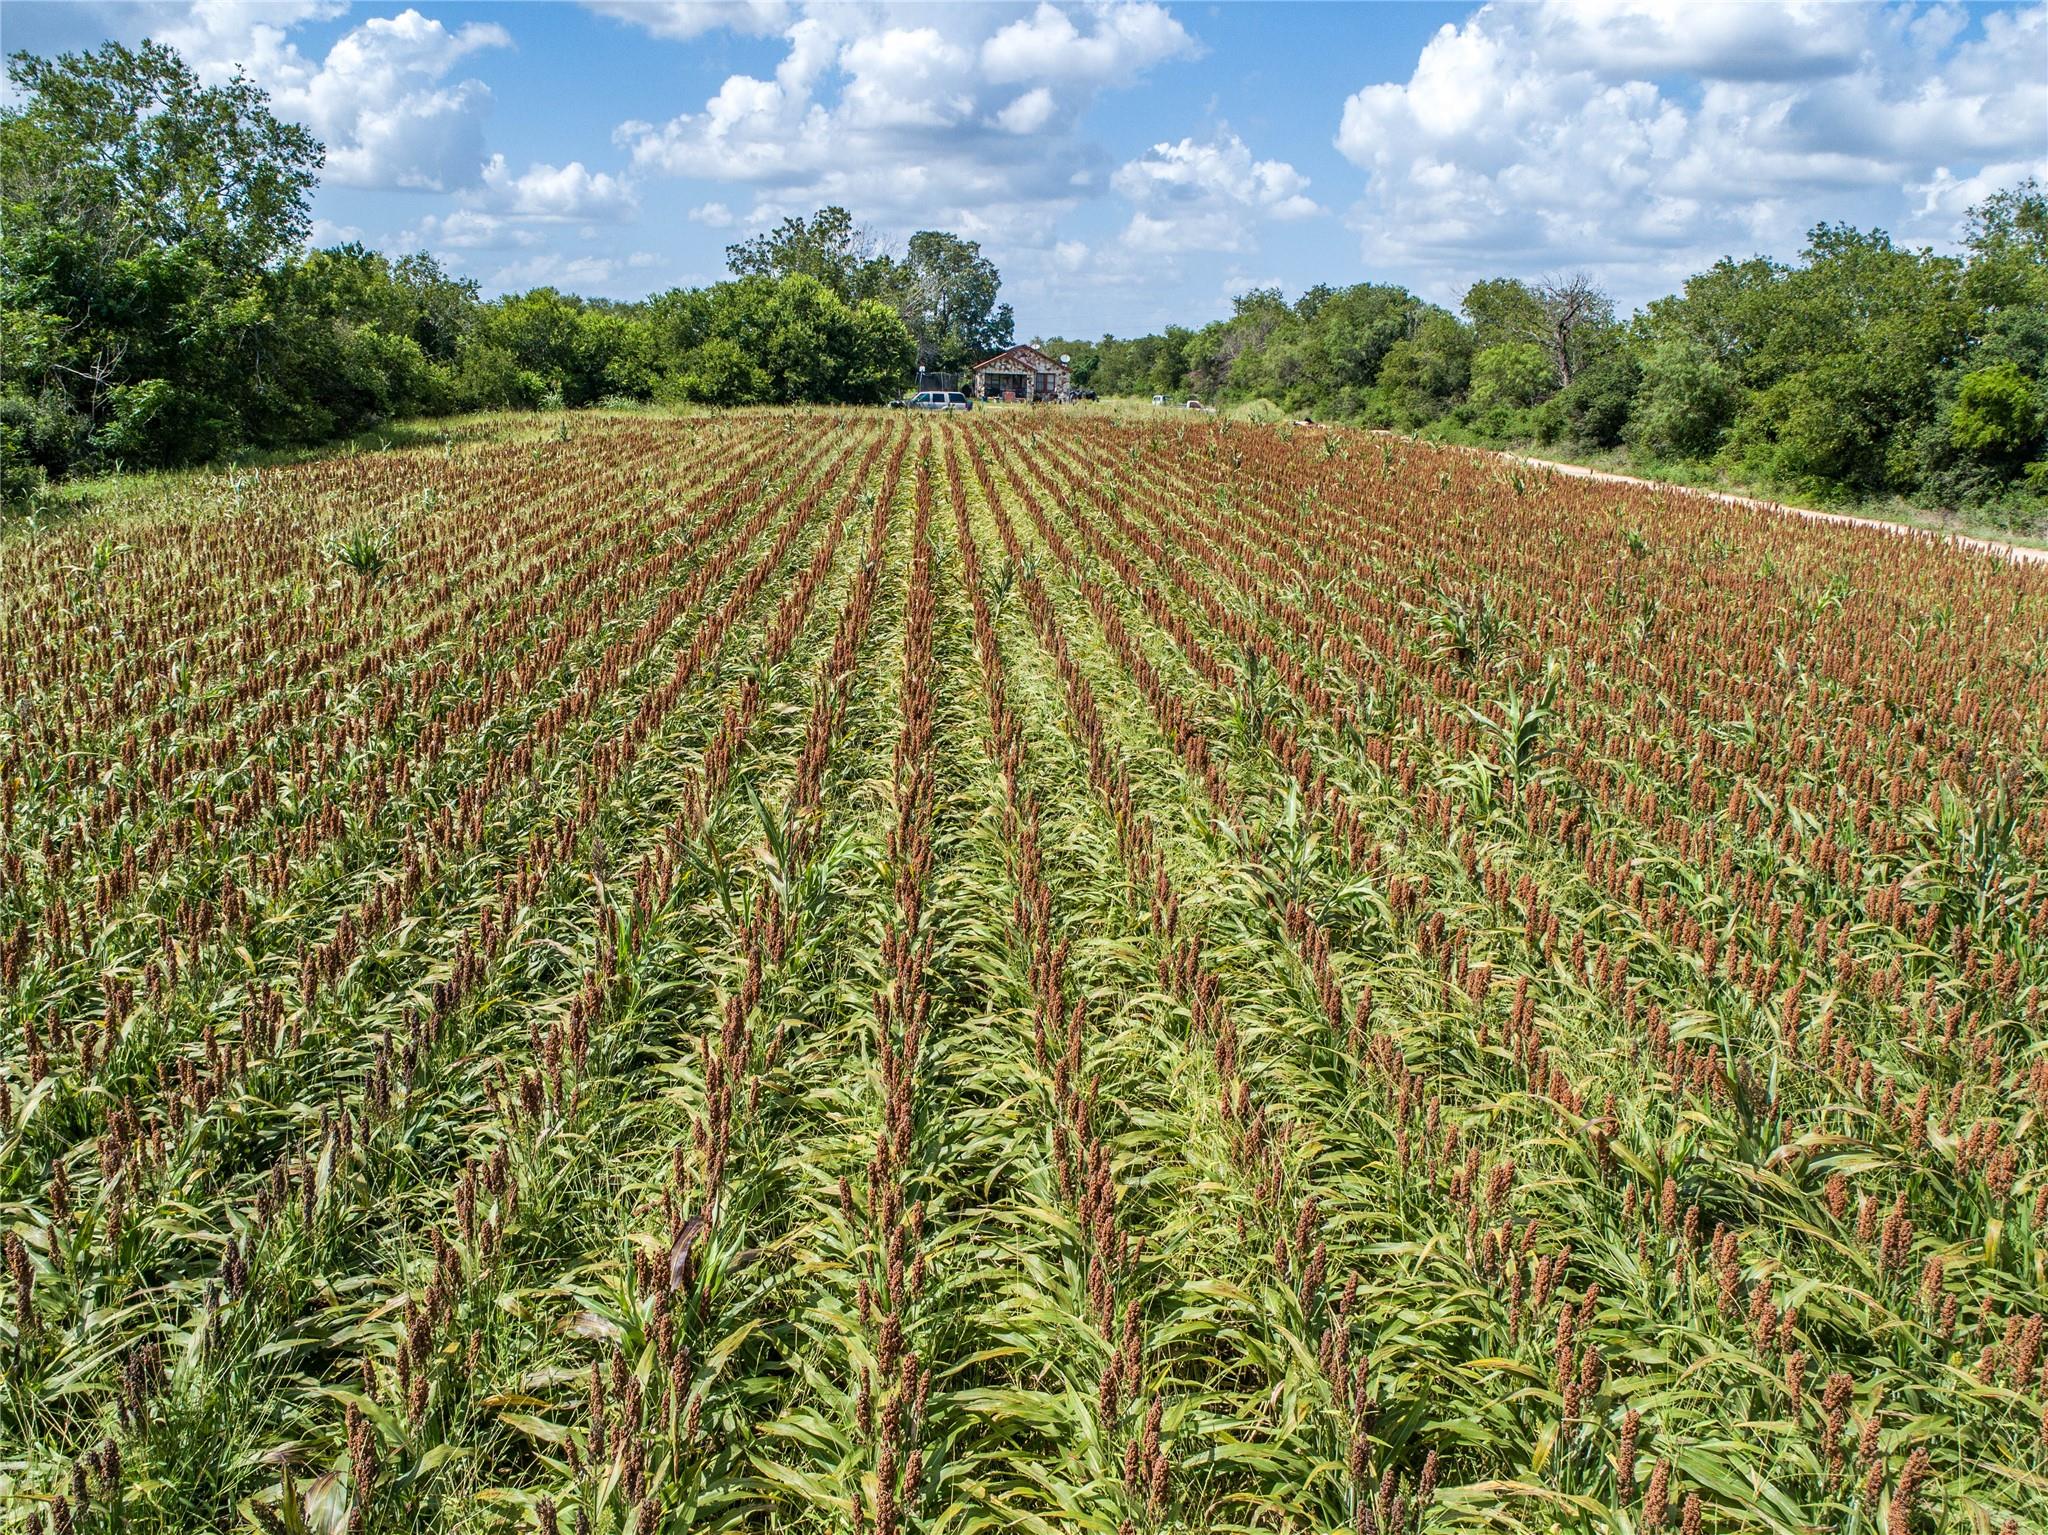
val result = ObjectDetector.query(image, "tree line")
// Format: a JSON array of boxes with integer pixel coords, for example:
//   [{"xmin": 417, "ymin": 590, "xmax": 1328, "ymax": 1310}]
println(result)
[
  {"xmin": 1043, "ymin": 191, "xmax": 2048, "ymax": 518},
  {"xmin": 1, "ymin": 41, "xmax": 1015, "ymax": 504},
  {"xmin": 6, "ymin": 35, "xmax": 2042, "ymax": 522}
]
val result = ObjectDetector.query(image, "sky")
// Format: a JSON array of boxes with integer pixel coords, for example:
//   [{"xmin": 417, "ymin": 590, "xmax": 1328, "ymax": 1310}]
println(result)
[{"xmin": 5, "ymin": 1, "xmax": 2045, "ymax": 338}]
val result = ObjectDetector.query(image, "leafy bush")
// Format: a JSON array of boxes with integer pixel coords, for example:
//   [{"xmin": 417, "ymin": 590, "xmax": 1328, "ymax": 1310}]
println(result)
[
  {"xmin": 674, "ymin": 338, "xmax": 767, "ymax": 407},
  {"xmin": 1470, "ymin": 342, "xmax": 1555, "ymax": 410},
  {"xmin": 1949, "ymin": 362, "xmax": 2043, "ymax": 461},
  {"xmin": 841, "ymin": 298, "xmax": 918, "ymax": 403},
  {"xmin": 96, "ymin": 379, "xmax": 238, "ymax": 468},
  {"xmin": 1229, "ymin": 398, "xmax": 1288, "ymax": 424},
  {"xmin": 0, "ymin": 395, "xmax": 50, "ymax": 509},
  {"xmin": 450, "ymin": 343, "xmax": 545, "ymax": 412},
  {"xmin": 0, "ymin": 388, "xmax": 91, "ymax": 481},
  {"xmin": 1557, "ymin": 351, "xmax": 1641, "ymax": 449},
  {"xmin": 1523, "ymin": 395, "xmax": 1568, "ymax": 445},
  {"xmin": 1627, "ymin": 336, "xmax": 1733, "ymax": 461}
]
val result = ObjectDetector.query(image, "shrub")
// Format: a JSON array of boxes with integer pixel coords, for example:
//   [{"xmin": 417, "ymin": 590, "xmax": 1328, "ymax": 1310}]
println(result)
[
  {"xmin": 1558, "ymin": 351, "xmax": 1641, "ymax": 449},
  {"xmin": 1949, "ymin": 362, "xmax": 2043, "ymax": 462},
  {"xmin": 1229, "ymin": 398, "xmax": 1288, "ymax": 425},
  {"xmin": 0, "ymin": 396, "xmax": 50, "ymax": 509},
  {"xmin": 97, "ymin": 378, "xmax": 237, "ymax": 468},
  {"xmin": 1470, "ymin": 343, "xmax": 1555, "ymax": 410},
  {"xmin": 0, "ymin": 389, "xmax": 91, "ymax": 481},
  {"xmin": 1523, "ymin": 395, "xmax": 1568, "ymax": 446},
  {"xmin": 1628, "ymin": 337, "xmax": 1733, "ymax": 461},
  {"xmin": 451, "ymin": 343, "xmax": 545, "ymax": 412},
  {"xmin": 676, "ymin": 338, "xmax": 766, "ymax": 407}
]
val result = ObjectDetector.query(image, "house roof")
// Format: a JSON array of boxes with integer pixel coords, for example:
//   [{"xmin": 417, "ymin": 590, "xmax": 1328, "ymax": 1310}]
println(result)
[{"xmin": 971, "ymin": 343, "xmax": 1065, "ymax": 373}]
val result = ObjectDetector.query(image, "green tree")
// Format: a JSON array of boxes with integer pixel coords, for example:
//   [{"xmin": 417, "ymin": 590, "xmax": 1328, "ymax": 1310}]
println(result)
[
  {"xmin": 2, "ymin": 38, "xmax": 323, "ymax": 476},
  {"xmin": 1470, "ymin": 342, "xmax": 1554, "ymax": 409},
  {"xmin": 472, "ymin": 289, "xmax": 651, "ymax": 407},
  {"xmin": 645, "ymin": 285, "xmax": 715, "ymax": 361},
  {"xmin": 1641, "ymin": 222, "xmax": 1975, "ymax": 496},
  {"xmin": 257, "ymin": 249, "xmax": 443, "ymax": 442},
  {"xmin": 1738, "ymin": 226, "xmax": 1969, "ymax": 494},
  {"xmin": 392, "ymin": 250, "xmax": 482, "ymax": 362},
  {"xmin": 673, "ymin": 337, "xmax": 765, "ymax": 406},
  {"xmin": 841, "ymin": 298, "xmax": 918, "ymax": 402},
  {"xmin": 1209, "ymin": 287, "xmax": 1296, "ymax": 401},
  {"xmin": 724, "ymin": 205, "xmax": 898, "ymax": 304},
  {"xmin": 1638, "ymin": 255, "xmax": 1786, "ymax": 388},
  {"xmin": 450, "ymin": 342, "xmax": 543, "ymax": 411},
  {"xmin": 1627, "ymin": 336, "xmax": 1733, "ymax": 459},
  {"xmin": 1556, "ymin": 348, "xmax": 1640, "ymax": 449},
  {"xmin": 3, "ymin": 40, "xmax": 319, "ymax": 270},
  {"xmin": 694, "ymin": 273, "xmax": 914, "ymax": 405},
  {"xmin": 1962, "ymin": 178, "xmax": 2048, "ymax": 313},
  {"xmin": 1309, "ymin": 283, "xmax": 1425, "ymax": 411},
  {"xmin": 898, "ymin": 230, "xmax": 1011, "ymax": 371},
  {"xmin": 1085, "ymin": 333, "xmax": 1180, "ymax": 398},
  {"xmin": 1374, "ymin": 310, "xmax": 1473, "ymax": 425},
  {"xmin": 1949, "ymin": 363, "xmax": 2042, "ymax": 462},
  {"xmin": 1463, "ymin": 279, "xmax": 1548, "ymax": 352},
  {"xmin": 1464, "ymin": 274, "xmax": 1611, "ymax": 388}
]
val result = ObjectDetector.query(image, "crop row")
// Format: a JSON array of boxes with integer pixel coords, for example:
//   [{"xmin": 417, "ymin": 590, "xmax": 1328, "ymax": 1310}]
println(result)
[{"xmin": 3, "ymin": 410, "xmax": 2043, "ymax": 1534}]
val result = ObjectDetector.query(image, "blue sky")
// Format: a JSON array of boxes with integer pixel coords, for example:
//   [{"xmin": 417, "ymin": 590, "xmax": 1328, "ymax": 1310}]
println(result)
[{"xmin": 7, "ymin": 2, "xmax": 2045, "ymax": 337}]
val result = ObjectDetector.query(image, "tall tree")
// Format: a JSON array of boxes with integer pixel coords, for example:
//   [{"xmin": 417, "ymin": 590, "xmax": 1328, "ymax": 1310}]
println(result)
[
  {"xmin": 898, "ymin": 230, "xmax": 1012, "ymax": 372},
  {"xmin": 1962, "ymin": 177, "xmax": 2048, "ymax": 312},
  {"xmin": 1463, "ymin": 274, "xmax": 1612, "ymax": 388},
  {"xmin": 3, "ymin": 41, "xmax": 320, "ymax": 271},
  {"xmin": 1530, "ymin": 273, "xmax": 1613, "ymax": 387},
  {"xmin": 1374, "ymin": 308, "xmax": 1473, "ymax": 424},
  {"xmin": 2, "ymin": 40, "xmax": 323, "ymax": 467},
  {"xmin": 1299, "ymin": 282, "xmax": 1423, "ymax": 408},
  {"xmin": 1461, "ymin": 278, "xmax": 1548, "ymax": 353},
  {"xmin": 723, "ymin": 206, "xmax": 897, "ymax": 304}
]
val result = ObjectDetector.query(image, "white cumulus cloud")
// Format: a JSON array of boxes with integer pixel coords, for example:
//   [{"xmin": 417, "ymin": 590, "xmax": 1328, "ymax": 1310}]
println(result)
[
  {"xmin": 1113, "ymin": 131, "xmax": 1322, "ymax": 254},
  {"xmin": 122, "ymin": 4, "xmax": 512, "ymax": 192},
  {"xmin": 613, "ymin": 2, "xmax": 1197, "ymax": 236},
  {"xmin": 486, "ymin": 248, "xmax": 662, "ymax": 293},
  {"xmin": 401, "ymin": 209, "xmax": 538, "ymax": 252},
  {"xmin": 480, "ymin": 154, "xmax": 639, "ymax": 221},
  {"xmin": 981, "ymin": 2, "xmax": 1197, "ymax": 84},
  {"xmin": 308, "ymin": 216, "xmax": 365, "ymax": 246},
  {"xmin": 283, "ymin": 9, "xmax": 511, "ymax": 191},
  {"xmin": 1334, "ymin": 0, "xmax": 2048, "ymax": 304},
  {"xmin": 583, "ymin": 1, "xmax": 791, "ymax": 40},
  {"xmin": 995, "ymin": 86, "xmax": 1058, "ymax": 135}
]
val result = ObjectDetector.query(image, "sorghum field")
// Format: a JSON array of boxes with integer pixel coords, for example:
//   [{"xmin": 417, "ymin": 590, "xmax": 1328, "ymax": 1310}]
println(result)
[{"xmin": 5, "ymin": 411, "xmax": 2048, "ymax": 1535}]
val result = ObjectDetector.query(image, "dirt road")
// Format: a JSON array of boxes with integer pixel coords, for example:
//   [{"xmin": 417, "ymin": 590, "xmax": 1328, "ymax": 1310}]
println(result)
[
  {"xmin": 1487, "ymin": 446, "xmax": 2048, "ymax": 567},
  {"xmin": 1362, "ymin": 428, "xmax": 2047, "ymax": 566}
]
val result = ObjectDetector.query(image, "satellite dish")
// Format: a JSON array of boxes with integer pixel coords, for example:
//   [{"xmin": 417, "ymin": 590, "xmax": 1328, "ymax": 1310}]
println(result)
[{"xmin": 1060, "ymin": 354, "xmax": 1071, "ymax": 364}]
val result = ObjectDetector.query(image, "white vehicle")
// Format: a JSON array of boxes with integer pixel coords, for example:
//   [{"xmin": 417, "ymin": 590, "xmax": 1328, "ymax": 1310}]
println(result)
[{"xmin": 905, "ymin": 390, "xmax": 973, "ymax": 411}]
